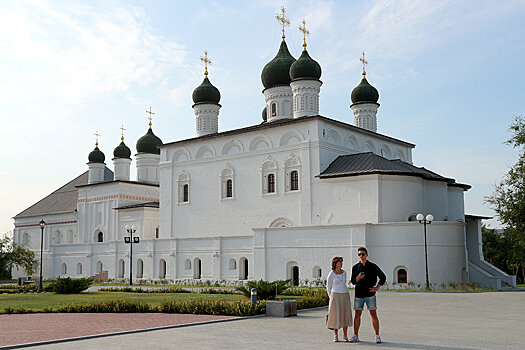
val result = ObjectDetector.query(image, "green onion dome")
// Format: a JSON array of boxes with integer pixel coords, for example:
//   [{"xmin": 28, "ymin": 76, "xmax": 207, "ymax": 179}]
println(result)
[
  {"xmin": 192, "ymin": 77, "xmax": 221, "ymax": 106},
  {"xmin": 262, "ymin": 106, "xmax": 267, "ymax": 122},
  {"xmin": 290, "ymin": 49, "xmax": 321, "ymax": 81},
  {"xmin": 261, "ymin": 40, "xmax": 296, "ymax": 89},
  {"xmin": 351, "ymin": 77, "xmax": 379, "ymax": 105},
  {"xmin": 136, "ymin": 128, "xmax": 163, "ymax": 155},
  {"xmin": 88, "ymin": 145, "xmax": 105, "ymax": 163},
  {"xmin": 113, "ymin": 140, "xmax": 131, "ymax": 159}
]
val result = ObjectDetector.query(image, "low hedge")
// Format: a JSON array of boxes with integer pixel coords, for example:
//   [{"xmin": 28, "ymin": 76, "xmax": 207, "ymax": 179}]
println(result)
[{"xmin": 98, "ymin": 286, "xmax": 191, "ymax": 293}]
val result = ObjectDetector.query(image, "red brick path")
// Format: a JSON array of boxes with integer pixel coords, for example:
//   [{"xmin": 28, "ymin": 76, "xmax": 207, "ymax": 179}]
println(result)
[{"xmin": 0, "ymin": 313, "xmax": 236, "ymax": 347}]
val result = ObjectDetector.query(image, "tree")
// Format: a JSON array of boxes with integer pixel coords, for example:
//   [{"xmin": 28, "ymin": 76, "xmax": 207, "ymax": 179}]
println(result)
[
  {"xmin": 0, "ymin": 236, "xmax": 38, "ymax": 279},
  {"xmin": 485, "ymin": 115, "xmax": 525, "ymax": 283}
]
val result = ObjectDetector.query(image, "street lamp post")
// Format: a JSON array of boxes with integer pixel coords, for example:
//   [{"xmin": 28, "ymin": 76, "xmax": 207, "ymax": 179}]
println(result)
[
  {"xmin": 416, "ymin": 213, "xmax": 433, "ymax": 290},
  {"xmin": 39, "ymin": 220, "xmax": 46, "ymax": 290},
  {"xmin": 124, "ymin": 225, "xmax": 140, "ymax": 286}
]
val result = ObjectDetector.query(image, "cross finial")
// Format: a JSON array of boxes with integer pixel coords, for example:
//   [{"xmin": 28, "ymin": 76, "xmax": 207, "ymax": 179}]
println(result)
[
  {"xmin": 94, "ymin": 131, "xmax": 100, "ymax": 147},
  {"xmin": 146, "ymin": 107, "xmax": 155, "ymax": 128},
  {"xmin": 276, "ymin": 7, "xmax": 290, "ymax": 40},
  {"xmin": 119, "ymin": 125, "xmax": 126, "ymax": 142},
  {"xmin": 200, "ymin": 50, "xmax": 212, "ymax": 78},
  {"xmin": 360, "ymin": 51, "xmax": 368, "ymax": 77},
  {"xmin": 299, "ymin": 19, "xmax": 310, "ymax": 50}
]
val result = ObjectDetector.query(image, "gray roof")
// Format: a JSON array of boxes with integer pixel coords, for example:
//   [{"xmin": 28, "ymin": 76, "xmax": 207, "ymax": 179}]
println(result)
[
  {"xmin": 14, "ymin": 168, "xmax": 113, "ymax": 219},
  {"xmin": 318, "ymin": 152, "xmax": 471, "ymax": 189}
]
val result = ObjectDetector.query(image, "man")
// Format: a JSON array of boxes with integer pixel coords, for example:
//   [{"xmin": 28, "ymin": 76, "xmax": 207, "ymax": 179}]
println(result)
[{"xmin": 350, "ymin": 247, "xmax": 386, "ymax": 343}]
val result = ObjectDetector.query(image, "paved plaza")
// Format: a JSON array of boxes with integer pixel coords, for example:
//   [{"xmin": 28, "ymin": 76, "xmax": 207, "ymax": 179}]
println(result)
[{"xmin": 2, "ymin": 291, "xmax": 524, "ymax": 349}]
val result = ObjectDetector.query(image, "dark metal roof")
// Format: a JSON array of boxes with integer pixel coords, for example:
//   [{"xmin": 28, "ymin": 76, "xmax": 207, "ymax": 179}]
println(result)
[
  {"xmin": 76, "ymin": 180, "xmax": 159, "ymax": 188},
  {"xmin": 160, "ymin": 115, "xmax": 415, "ymax": 149},
  {"xmin": 14, "ymin": 168, "xmax": 114, "ymax": 219},
  {"xmin": 317, "ymin": 152, "xmax": 471, "ymax": 190},
  {"xmin": 113, "ymin": 202, "xmax": 159, "ymax": 210},
  {"xmin": 465, "ymin": 214, "xmax": 493, "ymax": 220}
]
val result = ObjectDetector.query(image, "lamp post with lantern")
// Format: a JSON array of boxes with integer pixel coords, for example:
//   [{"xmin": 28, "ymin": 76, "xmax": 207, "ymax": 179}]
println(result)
[
  {"xmin": 124, "ymin": 225, "xmax": 140, "ymax": 285},
  {"xmin": 38, "ymin": 220, "xmax": 46, "ymax": 290},
  {"xmin": 416, "ymin": 213, "xmax": 433, "ymax": 290}
]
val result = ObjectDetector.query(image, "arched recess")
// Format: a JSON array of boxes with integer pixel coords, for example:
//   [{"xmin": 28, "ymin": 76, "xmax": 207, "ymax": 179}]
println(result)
[
  {"xmin": 364, "ymin": 140, "xmax": 376, "ymax": 153},
  {"xmin": 343, "ymin": 135, "xmax": 359, "ymax": 151},
  {"xmin": 407, "ymin": 213, "xmax": 418, "ymax": 222},
  {"xmin": 261, "ymin": 157, "xmax": 277, "ymax": 194},
  {"xmin": 172, "ymin": 147, "xmax": 191, "ymax": 162},
  {"xmin": 394, "ymin": 148, "xmax": 406, "ymax": 161},
  {"xmin": 394, "ymin": 265, "xmax": 408, "ymax": 284},
  {"xmin": 220, "ymin": 163, "xmax": 235, "ymax": 199},
  {"xmin": 195, "ymin": 144, "xmax": 216, "ymax": 159},
  {"xmin": 66, "ymin": 230, "xmax": 74, "ymax": 244},
  {"xmin": 312, "ymin": 266, "xmax": 322, "ymax": 278},
  {"xmin": 22, "ymin": 232, "xmax": 29, "ymax": 246},
  {"xmin": 193, "ymin": 258, "xmax": 201, "ymax": 279},
  {"xmin": 325, "ymin": 129, "xmax": 342, "ymax": 146},
  {"xmin": 269, "ymin": 217, "xmax": 292, "ymax": 227},
  {"xmin": 380, "ymin": 144, "xmax": 392, "ymax": 159},
  {"xmin": 159, "ymin": 259, "xmax": 167, "ymax": 279},
  {"xmin": 96, "ymin": 261, "xmax": 103, "ymax": 274},
  {"xmin": 76, "ymin": 263, "xmax": 82, "ymax": 275},
  {"xmin": 61, "ymin": 263, "xmax": 67, "ymax": 275},
  {"xmin": 221, "ymin": 139, "xmax": 244, "ymax": 155},
  {"xmin": 118, "ymin": 259, "xmax": 125, "ymax": 278},
  {"xmin": 136, "ymin": 259, "xmax": 144, "ymax": 278},
  {"xmin": 229, "ymin": 258, "xmax": 236, "ymax": 270},
  {"xmin": 184, "ymin": 259, "xmax": 191, "ymax": 270},
  {"xmin": 279, "ymin": 129, "xmax": 304, "ymax": 146},
  {"xmin": 284, "ymin": 155, "xmax": 301, "ymax": 192},
  {"xmin": 54, "ymin": 230, "xmax": 61, "ymax": 244},
  {"xmin": 239, "ymin": 257, "xmax": 248, "ymax": 280},
  {"xmin": 249, "ymin": 134, "xmax": 272, "ymax": 151},
  {"xmin": 286, "ymin": 261, "xmax": 299, "ymax": 286}
]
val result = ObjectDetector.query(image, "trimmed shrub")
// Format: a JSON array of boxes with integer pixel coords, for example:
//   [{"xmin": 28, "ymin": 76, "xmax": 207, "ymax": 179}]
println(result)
[
  {"xmin": 99, "ymin": 286, "xmax": 191, "ymax": 293},
  {"xmin": 158, "ymin": 299, "xmax": 265, "ymax": 316},
  {"xmin": 236, "ymin": 279, "xmax": 290, "ymax": 300},
  {"xmin": 199, "ymin": 287, "xmax": 239, "ymax": 295},
  {"xmin": 48, "ymin": 277, "xmax": 93, "ymax": 294}
]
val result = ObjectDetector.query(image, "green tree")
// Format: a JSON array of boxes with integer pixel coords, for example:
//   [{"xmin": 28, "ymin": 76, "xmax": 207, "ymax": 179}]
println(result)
[
  {"xmin": 485, "ymin": 115, "xmax": 525, "ymax": 283},
  {"xmin": 0, "ymin": 236, "xmax": 38, "ymax": 279}
]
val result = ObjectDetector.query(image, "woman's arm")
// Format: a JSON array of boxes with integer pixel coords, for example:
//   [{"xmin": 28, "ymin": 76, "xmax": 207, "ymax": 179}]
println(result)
[{"xmin": 326, "ymin": 272, "xmax": 333, "ymax": 296}]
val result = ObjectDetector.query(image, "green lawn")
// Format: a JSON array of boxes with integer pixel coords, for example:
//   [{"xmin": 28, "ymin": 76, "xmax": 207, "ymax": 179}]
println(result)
[{"xmin": 0, "ymin": 292, "xmax": 246, "ymax": 311}]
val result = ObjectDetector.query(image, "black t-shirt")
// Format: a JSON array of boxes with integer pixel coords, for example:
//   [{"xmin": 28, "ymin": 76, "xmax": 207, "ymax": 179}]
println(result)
[{"xmin": 350, "ymin": 260, "xmax": 386, "ymax": 298}]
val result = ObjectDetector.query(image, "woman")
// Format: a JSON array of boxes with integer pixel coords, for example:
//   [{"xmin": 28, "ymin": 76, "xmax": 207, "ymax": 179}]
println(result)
[{"xmin": 326, "ymin": 256, "xmax": 352, "ymax": 342}]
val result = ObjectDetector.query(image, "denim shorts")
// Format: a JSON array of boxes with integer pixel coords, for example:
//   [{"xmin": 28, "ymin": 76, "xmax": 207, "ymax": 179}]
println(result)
[{"xmin": 354, "ymin": 295, "xmax": 377, "ymax": 310}]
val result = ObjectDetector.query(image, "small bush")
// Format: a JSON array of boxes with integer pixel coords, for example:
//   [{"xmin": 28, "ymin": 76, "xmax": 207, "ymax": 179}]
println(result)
[
  {"xmin": 236, "ymin": 279, "xmax": 290, "ymax": 300},
  {"xmin": 48, "ymin": 277, "xmax": 93, "ymax": 294},
  {"xmin": 158, "ymin": 299, "xmax": 265, "ymax": 316},
  {"xmin": 295, "ymin": 290, "xmax": 329, "ymax": 309},
  {"xmin": 200, "ymin": 287, "xmax": 238, "ymax": 295}
]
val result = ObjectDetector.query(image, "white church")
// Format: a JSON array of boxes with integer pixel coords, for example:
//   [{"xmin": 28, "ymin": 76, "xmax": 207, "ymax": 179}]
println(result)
[{"xmin": 12, "ymin": 13, "xmax": 515, "ymax": 290}]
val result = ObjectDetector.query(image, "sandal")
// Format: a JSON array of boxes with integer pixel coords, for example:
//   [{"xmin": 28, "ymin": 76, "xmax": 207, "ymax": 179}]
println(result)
[
  {"xmin": 333, "ymin": 334, "xmax": 338, "ymax": 342},
  {"xmin": 343, "ymin": 335, "xmax": 349, "ymax": 342}
]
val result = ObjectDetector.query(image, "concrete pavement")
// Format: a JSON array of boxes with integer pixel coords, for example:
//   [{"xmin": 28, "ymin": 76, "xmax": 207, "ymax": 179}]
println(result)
[{"xmin": 6, "ymin": 291, "xmax": 525, "ymax": 349}]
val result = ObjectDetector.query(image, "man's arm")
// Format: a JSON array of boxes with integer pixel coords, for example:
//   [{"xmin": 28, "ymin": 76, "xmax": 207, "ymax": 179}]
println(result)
[{"xmin": 369, "ymin": 264, "xmax": 386, "ymax": 292}]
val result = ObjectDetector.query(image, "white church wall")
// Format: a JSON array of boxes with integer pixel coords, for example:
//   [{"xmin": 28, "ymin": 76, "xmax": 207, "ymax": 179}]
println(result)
[
  {"xmin": 377, "ymin": 175, "xmax": 424, "ymax": 223},
  {"xmin": 447, "ymin": 187, "xmax": 465, "ymax": 222}
]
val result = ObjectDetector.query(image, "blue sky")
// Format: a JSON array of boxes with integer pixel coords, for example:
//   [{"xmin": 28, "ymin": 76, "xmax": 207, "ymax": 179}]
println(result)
[{"xmin": 1, "ymin": 0, "xmax": 524, "ymax": 236}]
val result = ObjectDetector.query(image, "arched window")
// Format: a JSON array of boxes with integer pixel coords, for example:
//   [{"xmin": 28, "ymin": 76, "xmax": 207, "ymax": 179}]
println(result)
[
  {"xmin": 313, "ymin": 266, "xmax": 322, "ymax": 278},
  {"xmin": 239, "ymin": 257, "xmax": 248, "ymax": 280},
  {"xmin": 97, "ymin": 231, "xmax": 103, "ymax": 242},
  {"xmin": 54, "ymin": 231, "xmax": 61, "ymax": 244},
  {"xmin": 96, "ymin": 261, "xmax": 103, "ymax": 274},
  {"xmin": 267, "ymin": 174, "xmax": 275, "ymax": 193},
  {"xmin": 271, "ymin": 103, "xmax": 277, "ymax": 117},
  {"xmin": 185, "ymin": 259, "xmax": 191, "ymax": 270},
  {"xmin": 22, "ymin": 232, "xmax": 29, "ymax": 246},
  {"xmin": 407, "ymin": 214, "xmax": 418, "ymax": 222},
  {"xmin": 118, "ymin": 259, "xmax": 125, "ymax": 278},
  {"xmin": 61, "ymin": 263, "xmax": 67, "ymax": 275},
  {"xmin": 397, "ymin": 269, "xmax": 407, "ymax": 284},
  {"xmin": 226, "ymin": 179, "xmax": 233, "ymax": 198},
  {"xmin": 290, "ymin": 171, "xmax": 299, "ymax": 191},
  {"xmin": 183, "ymin": 184, "xmax": 189, "ymax": 202},
  {"xmin": 67, "ymin": 230, "xmax": 74, "ymax": 244},
  {"xmin": 76, "ymin": 263, "xmax": 82, "ymax": 275},
  {"xmin": 229, "ymin": 258, "xmax": 236, "ymax": 270},
  {"xmin": 155, "ymin": 227, "xmax": 159, "ymax": 239}
]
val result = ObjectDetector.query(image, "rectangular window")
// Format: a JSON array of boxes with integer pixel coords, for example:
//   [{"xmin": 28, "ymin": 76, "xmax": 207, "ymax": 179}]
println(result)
[
  {"xmin": 226, "ymin": 179, "xmax": 233, "ymax": 198},
  {"xmin": 268, "ymin": 174, "xmax": 275, "ymax": 193},
  {"xmin": 183, "ymin": 184, "xmax": 189, "ymax": 202},
  {"xmin": 290, "ymin": 171, "xmax": 299, "ymax": 191}
]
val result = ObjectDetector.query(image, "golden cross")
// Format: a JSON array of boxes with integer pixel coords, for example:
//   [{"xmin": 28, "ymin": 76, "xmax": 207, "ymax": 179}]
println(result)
[
  {"xmin": 360, "ymin": 51, "xmax": 368, "ymax": 77},
  {"xmin": 276, "ymin": 7, "xmax": 290, "ymax": 40},
  {"xmin": 200, "ymin": 50, "xmax": 212, "ymax": 77},
  {"xmin": 94, "ymin": 131, "xmax": 100, "ymax": 147},
  {"xmin": 146, "ymin": 107, "xmax": 155, "ymax": 128},
  {"xmin": 119, "ymin": 125, "xmax": 126, "ymax": 142},
  {"xmin": 299, "ymin": 19, "xmax": 310, "ymax": 50}
]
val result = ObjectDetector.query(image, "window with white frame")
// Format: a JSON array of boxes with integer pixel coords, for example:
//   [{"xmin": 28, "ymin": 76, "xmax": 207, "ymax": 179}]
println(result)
[
  {"xmin": 284, "ymin": 156, "xmax": 301, "ymax": 192},
  {"xmin": 261, "ymin": 158, "xmax": 277, "ymax": 195},
  {"xmin": 177, "ymin": 172, "xmax": 190, "ymax": 204},
  {"xmin": 221, "ymin": 163, "xmax": 234, "ymax": 199}
]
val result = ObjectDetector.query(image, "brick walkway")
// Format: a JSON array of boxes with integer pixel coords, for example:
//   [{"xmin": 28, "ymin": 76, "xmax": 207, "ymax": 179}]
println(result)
[{"xmin": 0, "ymin": 313, "xmax": 236, "ymax": 347}]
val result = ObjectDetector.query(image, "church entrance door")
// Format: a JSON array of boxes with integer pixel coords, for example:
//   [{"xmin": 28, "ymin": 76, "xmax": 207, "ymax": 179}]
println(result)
[{"xmin": 193, "ymin": 258, "xmax": 201, "ymax": 279}]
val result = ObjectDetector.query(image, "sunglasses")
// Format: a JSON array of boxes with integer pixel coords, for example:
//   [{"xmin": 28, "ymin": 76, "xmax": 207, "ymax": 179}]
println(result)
[{"xmin": 358, "ymin": 253, "xmax": 366, "ymax": 256}]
